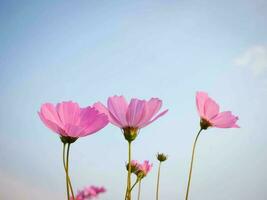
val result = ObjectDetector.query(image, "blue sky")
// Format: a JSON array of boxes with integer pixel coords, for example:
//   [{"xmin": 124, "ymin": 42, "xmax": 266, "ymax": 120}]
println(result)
[{"xmin": 0, "ymin": 0, "xmax": 267, "ymax": 199}]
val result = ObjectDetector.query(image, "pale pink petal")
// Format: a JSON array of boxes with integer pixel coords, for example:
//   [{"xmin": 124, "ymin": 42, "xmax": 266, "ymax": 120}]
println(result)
[
  {"xmin": 40, "ymin": 103, "xmax": 62, "ymax": 125},
  {"xmin": 93, "ymin": 102, "xmax": 109, "ymax": 116},
  {"xmin": 62, "ymin": 106, "xmax": 98, "ymax": 137},
  {"xmin": 210, "ymin": 111, "xmax": 239, "ymax": 128},
  {"xmin": 130, "ymin": 160, "xmax": 140, "ymax": 167},
  {"xmin": 64, "ymin": 124, "xmax": 84, "ymax": 137},
  {"xmin": 137, "ymin": 98, "xmax": 162, "ymax": 127},
  {"xmin": 204, "ymin": 98, "xmax": 219, "ymax": 120},
  {"xmin": 196, "ymin": 91, "xmax": 209, "ymax": 117},
  {"xmin": 93, "ymin": 102, "xmax": 122, "ymax": 127},
  {"xmin": 56, "ymin": 101, "xmax": 80, "ymax": 125},
  {"xmin": 38, "ymin": 111, "xmax": 65, "ymax": 135},
  {"xmin": 140, "ymin": 109, "xmax": 168, "ymax": 128},
  {"xmin": 80, "ymin": 113, "xmax": 108, "ymax": 136},
  {"xmin": 126, "ymin": 99, "xmax": 146, "ymax": 127},
  {"xmin": 138, "ymin": 160, "xmax": 153, "ymax": 175},
  {"xmin": 79, "ymin": 107, "xmax": 100, "ymax": 127},
  {"xmin": 107, "ymin": 96, "xmax": 128, "ymax": 127},
  {"xmin": 74, "ymin": 106, "xmax": 108, "ymax": 137}
]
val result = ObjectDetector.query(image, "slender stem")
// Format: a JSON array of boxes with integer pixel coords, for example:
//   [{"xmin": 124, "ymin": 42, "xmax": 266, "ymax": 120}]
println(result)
[
  {"xmin": 185, "ymin": 128, "xmax": 203, "ymax": 200},
  {"xmin": 63, "ymin": 143, "xmax": 76, "ymax": 200},
  {"xmin": 125, "ymin": 141, "xmax": 132, "ymax": 200},
  {"xmin": 130, "ymin": 177, "xmax": 139, "ymax": 192},
  {"xmin": 66, "ymin": 143, "xmax": 75, "ymax": 200},
  {"xmin": 124, "ymin": 186, "xmax": 128, "ymax": 200},
  {"xmin": 63, "ymin": 143, "xmax": 70, "ymax": 200},
  {"xmin": 156, "ymin": 162, "xmax": 162, "ymax": 200},
  {"xmin": 137, "ymin": 180, "xmax": 142, "ymax": 200}
]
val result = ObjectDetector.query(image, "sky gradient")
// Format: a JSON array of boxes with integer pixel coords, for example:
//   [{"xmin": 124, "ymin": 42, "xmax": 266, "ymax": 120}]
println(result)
[{"xmin": 0, "ymin": 0, "xmax": 267, "ymax": 199}]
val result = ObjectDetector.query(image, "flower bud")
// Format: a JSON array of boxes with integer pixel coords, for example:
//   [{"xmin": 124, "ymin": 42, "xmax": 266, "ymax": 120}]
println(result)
[{"xmin": 157, "ymin": 153, "xmax": 168, "ymax": 162}]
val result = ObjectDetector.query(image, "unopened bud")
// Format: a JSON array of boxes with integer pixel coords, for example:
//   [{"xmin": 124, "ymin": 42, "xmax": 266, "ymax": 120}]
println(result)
[{"xmin": 157, "ymin": 153, "xmax": 168, "ymax": 162}]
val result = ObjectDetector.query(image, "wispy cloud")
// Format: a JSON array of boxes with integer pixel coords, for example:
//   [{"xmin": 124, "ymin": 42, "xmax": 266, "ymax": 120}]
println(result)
[{"xmin": 234, "ymin": 45, "xmax": 267, "ymax": 76}]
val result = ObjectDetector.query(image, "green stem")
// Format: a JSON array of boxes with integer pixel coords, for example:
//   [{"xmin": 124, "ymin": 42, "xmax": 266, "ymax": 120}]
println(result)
[
  {"xmin": 156, "ymin": 162, "xmax": 162, "ymax": 200},
  {"xmin": 130, "ymin": 177, "xmax": 139, "ymax": 192},
  {"xmin": 125, "ymin": 141, "xmax": 132, "ymax": 200},
  {"xmin": 137, "ymin": 180, "xmax": 142, "ymax": 200},
  {"xmin": 63, "ymin": 143, "xmax": 70, "ymax": 200},
  {"xmin": 185, "ymin": 128, "xmax": 203, "ymax": 200},
  {"xmin": 66, "ymin": 143, "xmax": 75, "ymax": 200}
]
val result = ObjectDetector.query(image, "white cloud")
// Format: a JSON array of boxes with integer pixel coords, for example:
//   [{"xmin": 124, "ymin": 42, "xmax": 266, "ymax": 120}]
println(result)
[{"xmin": 234, "ymin": 45, "xmax": 267, "ymax": 75}]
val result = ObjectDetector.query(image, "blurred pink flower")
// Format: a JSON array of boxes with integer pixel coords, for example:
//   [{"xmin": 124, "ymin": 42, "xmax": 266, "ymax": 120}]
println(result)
[
  {"xmin": 138, "ymin": 160, "xmax": 153, "ymax": 176},
  {"xmin": 72, "ymin": 186, "xmax": 106, "ymax": 200},
  {"xmin": 94, "ymin": 96, "xmax": 168, "ymax": 129},
  {"xmin": 128, "ymin": 160, "xmax": 152, "ymax": 178},
  {"xmin": 126, "ymin": 160, "xmax": 141, "ymax": 174},
  {"xmin": 38, "ymin": 101, "xmax": 108, "ymax": 139},
  {"xmin": 196, "ymin": 92, "xmax": 239, "ymax": 129},
  {"xmin": 130, "ymin": 160, "xmax": 140, "ymax": 167}
]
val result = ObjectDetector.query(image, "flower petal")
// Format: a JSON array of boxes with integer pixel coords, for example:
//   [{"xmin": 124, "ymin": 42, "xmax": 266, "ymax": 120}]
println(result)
[
  {"xmin": 40, "ymin": 103, "xmax": 62, "ymax": 125},
  {"xmin": 56, "ymin": 101, "xmax": 80, "ymax": 125},
  {"xmin": 38, "ymin": 111, "xmax": 65, "ymax": 135},
  {"xmin": 196, "ymin": 91, "xmax": 209, "ymax": 117},
  {"xmin": 64, "ymin": 124, "xmax": 84, "ymax": 137},
  {"xmin": 210, "ymin": 111, "xmax": 239, "ymax": 128},
  {"xmin": 93, "ymin": 102, "xmax": 122, "ymax": 127},
  {"xmin": 204, "ymin": 98, "xmax": 220, "ymax": 120},
  {"xmin": 137, "ymin": 98, "xmax": 162, "ymax": 127},
  {"xmin": 126, "ymin": 99, "xmax": 146, "ymax": 127},
  {"xmin": 79, "ymin": 106, "xmax": 101, "ymax": 127},
  {"xmin": 140, "ymin": 109, "xmax": 168, "ymax": 128},
  {"xmin": 107, "ymin": 96, "xmax": 128, "ymax": 127},
  {"xmin": 139, "ymin": 160, "xmax": 153, "ymax": 175},
  {"xmin": 80, "ymin": 113, "xmax": 109, "ymax": 136}
]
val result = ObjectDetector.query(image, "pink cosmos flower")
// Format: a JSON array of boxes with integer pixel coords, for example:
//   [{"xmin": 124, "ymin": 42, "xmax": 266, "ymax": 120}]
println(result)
[
  {"xmin": 38, "ymin": 101, "xmax": 109, "ymax": 140},
  {"xmin": 130, "ymin": 160, "xmax": 139, "ymax": 166},
  {"xmin": 94, "ymin": 96, "xmax": 168, "ymax": 141},
  {"xmin": 72, "ymin": 186, "xmax": 106, "ymax": 200},
  {"xmin": 126, "ymin": 160, "xmax": 141, "ymax": 174},
  {"xmin": 196, "ymin": 92, "xmax": 239, "ymax": 129},
  {"xmin": 127, "ymin": 160, "xmax": 152, "ymax": 178},
  {"xmin": 138, "ymin": 160, "xmax": 153, "ymax": 177},
  {"xmin": 94, "ymin": 96, "xmax": 168, "ymax": 129}
]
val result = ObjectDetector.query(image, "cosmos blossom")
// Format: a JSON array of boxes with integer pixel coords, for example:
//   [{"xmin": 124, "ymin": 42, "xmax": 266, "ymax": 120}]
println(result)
[
  {"xmin": 94, "ymin": 95, "xmax": 168, "ymax": 130},
  {"xmin": 196, "ymin": 91, "xmax": 239, "ymax": 129},
  {"xmin": 38, "ymin": 101, "xmax": 109, "ymax": 200},
  {"xmin": 138, "ymin": 160, "xmax": 153, "ymax": 177},
  {"xmin": 185, "ymin": 91, "xmax": 240, "ymax": 200},
  {"xmin": 72, "ymin": 186, "xmax": 106, "ymax": 200},
  {"xmin": 127, "ymin": 160, "xmax": 153, "ymax": 178},
  {"xmin": 38, "ymin": 101, "xmax": 109, "ymax": 139},
  {"xmin": 94, "ymin": 95, "xmax": 166, "ymax": 200},
  {"xmin": 94, "ymin": 95, "xmax": 168, "ymax": 143}
]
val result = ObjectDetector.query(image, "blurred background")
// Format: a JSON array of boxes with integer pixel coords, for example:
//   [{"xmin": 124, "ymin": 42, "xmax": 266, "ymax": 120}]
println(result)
[{"xmin": 0, "ymin": 0, "xmax": 267, "ymax": 199}]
